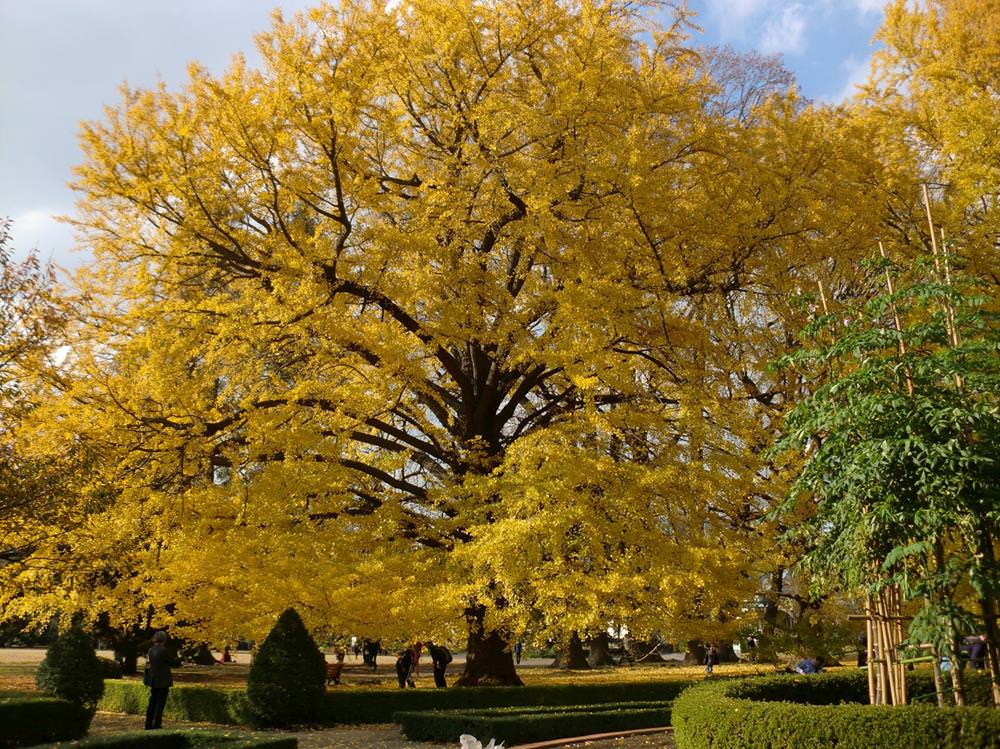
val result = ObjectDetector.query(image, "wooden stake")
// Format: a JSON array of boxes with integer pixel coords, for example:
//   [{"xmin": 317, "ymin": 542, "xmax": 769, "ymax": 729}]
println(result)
[
  {"xmin": 817, "ymin": 279, "xmax": 830, "ymax": 316},
  {"xmin": 866, "ymin": 596, "xmax": 876, "ymax": 704},
  {"xmin": 893, "ymin": 585, "xmax": 907, "ymax": 704},
  {"xmin": 879, "ymin": 241, "xmax": 914, "ymax": 397}
]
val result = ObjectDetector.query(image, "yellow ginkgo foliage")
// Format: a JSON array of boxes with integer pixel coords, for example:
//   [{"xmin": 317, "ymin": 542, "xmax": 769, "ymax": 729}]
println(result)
[{"xmin": 3, "ymin": 0, "xmax": 894, "ymax": 684}]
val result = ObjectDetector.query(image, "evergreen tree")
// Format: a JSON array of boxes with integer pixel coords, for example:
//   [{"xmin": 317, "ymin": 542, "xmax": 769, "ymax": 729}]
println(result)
[
  {"xmin": 36, "ymin": 626, "xmax": 105, "ymax": 709},
  {"xmin": 247, "ymin": 608, "xmax": 326, "ymax": 726}
]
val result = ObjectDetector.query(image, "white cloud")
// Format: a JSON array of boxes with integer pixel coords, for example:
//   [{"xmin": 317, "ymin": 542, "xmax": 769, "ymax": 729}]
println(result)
[
  {"xmin": 759, "ymin": 4, "xmax": 807, "ymax": 56},
  {"xmin": 824, "ymin": 54, "xmax": 873, "ymax": 102},
  {"xmin": 703, "ymin": 0, "xmax": 770, "ymax": 39},
  {"xmin": 847, "ymin": 0, "xmax": 887, "ymax": 15},
  {"xmin": 10, "ymin": 209, "xmax": 79, "ymax": 266}
]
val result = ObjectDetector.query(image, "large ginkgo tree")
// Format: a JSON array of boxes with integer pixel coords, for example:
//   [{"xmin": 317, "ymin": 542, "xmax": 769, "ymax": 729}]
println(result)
[{"xmin": 2, "ymin": 0, "xmax": 887, "ymax": 683}]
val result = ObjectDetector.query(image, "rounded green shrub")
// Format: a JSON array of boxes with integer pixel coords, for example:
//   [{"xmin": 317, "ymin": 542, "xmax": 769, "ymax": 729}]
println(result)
[
  {"xmin": 36, "ymin": 626, "xmax": 105, "ymax": 708},
  {"xmin": 246, "ymin": 608, "xmax": 326, "ymax": 726},
  {"xmin": 672, "ymin": 670, "xmax": 1000, "ymax": 749}
]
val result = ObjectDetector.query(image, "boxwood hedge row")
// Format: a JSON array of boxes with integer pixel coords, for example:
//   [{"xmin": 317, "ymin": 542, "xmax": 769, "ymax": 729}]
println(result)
[
  {"xmin": 100, "ymin": 677, "xmax": 694, "ymax": 726},
  {"xmin": 0, "ymin": 696, "xmax": 91, "ymax": 747},
  {"xmin": 49, "ymin": 729, "xmax": 296, "ymax": 748},
  {"xmin": 673, "ymin": 670, "xmax": 1000, "ymax": 749},
  {"xmin": 393, "ymin": 700, "xmax": 672, "ymax": 744}
]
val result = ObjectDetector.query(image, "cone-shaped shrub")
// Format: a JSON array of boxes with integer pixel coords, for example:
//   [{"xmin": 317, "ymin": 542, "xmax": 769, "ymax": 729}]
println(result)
[
  {"xmin": 247, "ymin": 608, "xmax": 326, "ymax": 726},
  {"xmin": 36, "ymin": 626, "xmax": 105, "ymax": 708}
]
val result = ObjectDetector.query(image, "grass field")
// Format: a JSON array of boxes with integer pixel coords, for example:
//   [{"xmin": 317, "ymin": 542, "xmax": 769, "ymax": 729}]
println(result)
[
  {"xmin": 0, "ymin": 661, "xmax": 39, "ymax": 693},
  {"xmin": 0, "ymin": 656, "xmax": 776, "ymax": 696}
]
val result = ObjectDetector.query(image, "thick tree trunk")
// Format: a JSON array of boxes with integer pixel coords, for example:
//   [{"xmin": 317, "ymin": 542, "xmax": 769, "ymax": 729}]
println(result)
[
  {"xmin": 563, "ymin": 632, "xmax": 590, "ymax": 670},
  {"xmin": 454, "ymin": 604, "xmax": 523, "ymax": 686},
  {"xmin": 587, "ymin": 632, "xmax": 616, "ymax": 667},
  {"xmin": 717, "ymin": 642, "xmax": 738, "ymax": 663},
  {"xmin": 183, "ymin": 642, "xmax": 218, "ymax": 665},
  {"xmin": 117, "ymin": 639, "xmax": 139, "ymax": 675},
  {"xmin": 762, "ymin": 569, "xmax": 783, "ymax": 637},
  {"xmin": 628, "ymin": 638, "xmax": 665, "ymax": 663},
  {"xmin": 684, "ymin": 641, "xmax": 705, "ymax": 666}
]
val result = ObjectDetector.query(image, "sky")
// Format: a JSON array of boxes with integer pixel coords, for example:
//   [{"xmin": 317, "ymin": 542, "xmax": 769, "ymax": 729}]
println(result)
[{"xmin": 0, "ymin": 0, "xmax": 886, "ymax": 268}]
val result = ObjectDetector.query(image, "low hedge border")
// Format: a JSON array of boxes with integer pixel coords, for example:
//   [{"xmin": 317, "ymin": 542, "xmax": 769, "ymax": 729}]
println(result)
[
  {"xmin": 99, "ymin": 682, "xmax": 254, "ymax": 725},
  {"xmin": 100, "ymin": 678, "xmax": 693, "ymax": 726},
  {"xmin": 673, "ymin": 670, "xmax": 1000, "ymax": 749},
  {"xmin": 0, "ymin": 696, "xmax": 91, "ymax": 747},
  {"xmin": 393, "ymin": 700, "xmax": 672, "ymax": 744},
  {"xmin": 49, "ymin": 729, "xmax": 296, "ymax": 748}
]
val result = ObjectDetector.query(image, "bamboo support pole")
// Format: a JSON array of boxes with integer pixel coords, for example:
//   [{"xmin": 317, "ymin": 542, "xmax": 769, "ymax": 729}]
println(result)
[
  {"xmin": 878, "ymin": 241, "xmax": 914, "ymax": 397},
  {"xmin": 922, "ymin": 187, "xmax": 964, "ymax": 390},
  {"xmin": 893, "ymin": 586, "xmax": 907, "ymax": 704},
  {"xmin": 876, "ymin": 594, "xmax": 895, "ymax": 704},
  {"xmin": 866, "ymin": 596, "xmax": 876, "ymax": 704},
  {"xmin": 884, "ymin": 592, "xmax": 901, "ymax": 704},
  {"xmin": 817, "ymin": 279, "xmax": 830, "ymax": 316}
]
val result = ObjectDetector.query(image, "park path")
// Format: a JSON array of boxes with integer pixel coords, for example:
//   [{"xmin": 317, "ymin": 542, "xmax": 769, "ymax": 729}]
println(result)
[{"xmin": 88, "ymin": 713, "xmax": 676, "ymax": 749}]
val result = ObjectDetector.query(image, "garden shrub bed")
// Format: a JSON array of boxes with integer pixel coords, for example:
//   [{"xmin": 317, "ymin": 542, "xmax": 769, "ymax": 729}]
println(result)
[
  {"xmin": 394, "ymin": 700, "xmax": 672, "ymax": 743},
  {"xmin": 673, "ymin": 670, "xmax": 1000, "ymax": 749},
  {"xmin": 100, "ymin": 678, "xmax": 693, "ymax": 726},
  {"xmin": 0, "ymin": 696, "xmax": 91, "ymax": 747},
  {"xmin": 49, "ymin": 729, "xmax": 296, "ymax": 748},
  {"xmin": 100, "ymin": 681, "xmax": 254, "ymax": 725}
]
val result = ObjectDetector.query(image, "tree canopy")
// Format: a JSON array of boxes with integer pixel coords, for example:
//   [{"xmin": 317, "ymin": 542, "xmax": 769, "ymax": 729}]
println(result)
[{"xmin": 3, "ymin": 0, "xmax": 994, "ymax": 685}]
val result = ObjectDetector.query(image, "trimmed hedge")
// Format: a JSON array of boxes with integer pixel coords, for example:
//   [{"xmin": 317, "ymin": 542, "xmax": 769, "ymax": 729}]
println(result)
[
  {"xmin": 100, "ymin": 678, "xmax": 694, "ymax": 726},
  {"xmin": 100, "ymin": 681, "xmax": 254, "ymax": 725},
  {"xmin": 317, "ymin": 679, "xmax": 692, "ymax": 724},
  {"xmin": 673, "ymin": 670, "xmax": 1000, "ymax": 749},
  {"xmin": 0, "ymin": 696, "xmax": 91, "ymax": 747},
  {"xmin": 394, "ymin": 700, "xmax": 672, "ymax": 744},
  {"xmin": 49, "ymin": 729, "xmax": 296, "ymax": 748}
]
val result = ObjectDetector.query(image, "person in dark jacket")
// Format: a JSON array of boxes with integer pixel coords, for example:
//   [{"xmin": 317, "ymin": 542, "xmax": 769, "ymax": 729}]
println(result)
[
  {"xmin": 396, "ymin": 644, "xmax": 418, "ymax": 688},
  {"xmin": 969, "ymin": 634, "xmax": 987, "ymax": 669},
  {"xmin": 426, "ymin": 642, "xmax": 452, "ymax": 688},
  {"xmin": 145, "ymin": 631, "xmax": 177, "ymax": 729},
  {"xmin": 704, "ymin": 644, "xmax": 719, "ymax": 675}
]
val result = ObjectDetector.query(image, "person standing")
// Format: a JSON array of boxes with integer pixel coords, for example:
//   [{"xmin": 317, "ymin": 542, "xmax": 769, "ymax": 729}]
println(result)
[
  {"xmin": 364, "ymin": 639, "xmax": 380, "ymax": 671},
  {"xmin": 704, "ymin": 644, "xmax": 718, "ymax": 675},
  {"xmin": 427, "ymin": 642, "xmax": 452, "ymax": 688},
  {"xmin": 144, "ymin": 631, "xmax": 176, "ymax": 730},
  {"xmin": 970, "ymin": 634, "xmax": 987, "ymax": 669},
  {"xmin": 513, "ymin": 641, "xmax": 523, "ymax": 665}
]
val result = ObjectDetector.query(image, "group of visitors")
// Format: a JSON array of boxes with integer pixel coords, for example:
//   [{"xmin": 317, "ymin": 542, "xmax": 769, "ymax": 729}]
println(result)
[
  {"xmin": 395, "ymin": 641, "xmax": 453, "ymax": 688},
  {"xmin": 703, "ymin": 641, "xmax": 826, "ymax": 677},
  {"xmin": 140, "ymin": 631, "xmax": 457, "ymax": 731}
]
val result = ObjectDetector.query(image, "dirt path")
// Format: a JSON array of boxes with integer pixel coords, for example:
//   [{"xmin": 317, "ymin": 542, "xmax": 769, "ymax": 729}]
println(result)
[{"xmin": 88, "ymin": 713, "xmax": 676, "ymax": 749}]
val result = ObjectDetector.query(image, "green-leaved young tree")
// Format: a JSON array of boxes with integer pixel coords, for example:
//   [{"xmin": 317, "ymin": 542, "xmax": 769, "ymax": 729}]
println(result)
[{"xmin": 772, "ymin": 241, "xmax": 1000, "ymax": 706}]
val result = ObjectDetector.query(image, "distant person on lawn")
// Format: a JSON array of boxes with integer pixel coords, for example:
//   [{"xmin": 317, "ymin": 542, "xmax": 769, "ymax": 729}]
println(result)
[
  {"xmin": 145, "ymin": 631, "xmax": 178, "ymax": 730},
  {"xmin": 396, "ymin": 642, "xmax": 422, "ymax": 688},
  {"xmin": 969, "ymin": 635, "xmax": 987, "ymax": 669},
  {"xmin": 427, "ymin": 642, "xmax": 453, "ymax": 688},
  {"xmin": 326, "ymin": 651, "xmax": 345, "ymax": 685},
  {"xmin": 795, "ymin": 655, "xmax": 826, "ymax": 674},
  {"xmin": 704, "ymin": 644, "xmax": 719, "ymax": 675}
]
